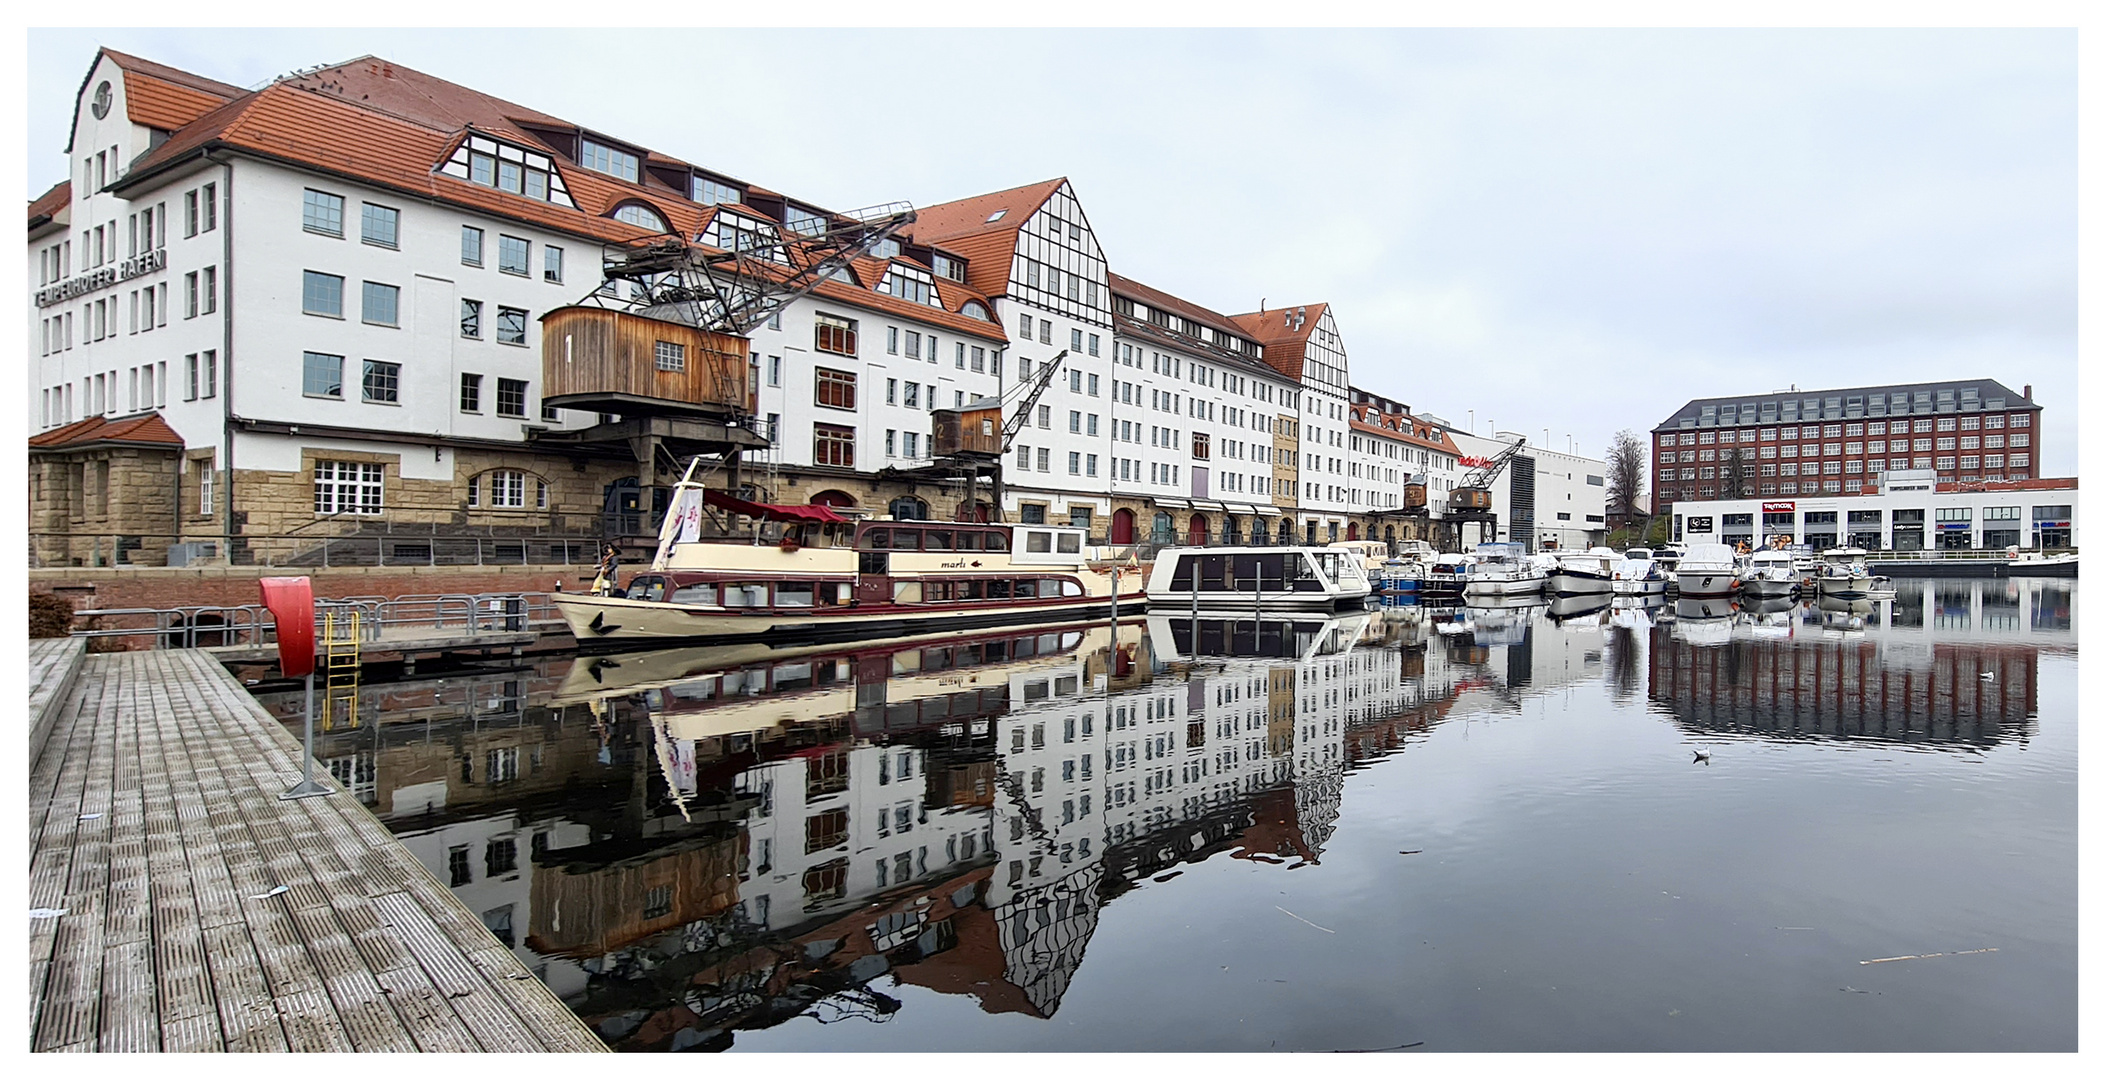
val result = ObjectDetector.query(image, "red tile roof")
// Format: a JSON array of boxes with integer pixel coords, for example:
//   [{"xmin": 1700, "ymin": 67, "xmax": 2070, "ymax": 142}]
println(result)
[
  {"xmin": 67, "ymin": 48, "xmax": 246, "ymax": 153},
  {"xmin": 901, "ymin": 178, "xmax": 1066, "ymax": 298},
  {"xmin": 28, "ymin": 412, "xmax": 184, "ymax": 450},
  {"xmin": 28, "ymin": 180, "xmax": 70, "ymax": 229},
  {"xmin": 1349, "ymin": 404, "xmax": 1460, "ymax": 456},
  {"xmin": 106, "ymin": 54, "xmax": 1006, "ymax": 342},
  {"xmin": 1228, "ymin": 302, "xmax": 1330, "ymax": 382}
]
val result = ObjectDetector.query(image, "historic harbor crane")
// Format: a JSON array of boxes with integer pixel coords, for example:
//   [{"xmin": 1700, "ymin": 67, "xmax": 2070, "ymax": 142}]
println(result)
[
  {"xmin": 924, "ymin": 350, "xmax": 1069, "ymax": 522},
  {"xmin": 1442, "ymin": 436, "xmax": 1527, "ymax": 548}
]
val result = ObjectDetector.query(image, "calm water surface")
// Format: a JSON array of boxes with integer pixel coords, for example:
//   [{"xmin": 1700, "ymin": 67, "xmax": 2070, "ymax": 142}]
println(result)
[{"xmin": 265, "ymin": 577, "xmax": 2077, "ymax": 1051}]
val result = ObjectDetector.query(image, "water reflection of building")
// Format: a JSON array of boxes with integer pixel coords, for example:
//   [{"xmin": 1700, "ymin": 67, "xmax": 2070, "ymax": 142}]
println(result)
[
  {"xmin": 268, "ymin": 611, "xmax": 1485, "ymax": 1050},
  {"xmin": 1645, "ymin": 580, "xmax": 2065, "ymax": 746}
]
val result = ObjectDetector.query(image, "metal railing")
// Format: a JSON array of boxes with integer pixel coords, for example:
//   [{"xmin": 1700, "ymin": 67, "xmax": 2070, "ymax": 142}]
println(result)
[
  {"xmin": 30, "ymin": 530, "xmax": 607, "ymax": 569},
  {"xmin": 64, "ymin": 591, "xmax": 565, "ymax": 649}
]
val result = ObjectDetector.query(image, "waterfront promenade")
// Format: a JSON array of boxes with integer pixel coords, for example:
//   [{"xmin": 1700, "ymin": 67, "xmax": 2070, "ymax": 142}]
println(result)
[{"xmin": 26, "ymin": 646, "xmax": 606, "ymax": 1052}]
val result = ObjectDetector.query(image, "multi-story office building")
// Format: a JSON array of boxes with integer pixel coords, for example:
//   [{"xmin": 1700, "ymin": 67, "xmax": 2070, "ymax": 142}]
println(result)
[
  {"xmin": 28, "ymin": 47, "xmax": 1579, "ymax": 567},
  {"xmin": 1664, "ymin": 473, "xmax": 2077, "ymax": 552},
  {"xmin": 1650, "ymin": 380, "xmax": 2044, "ymax": 513}
]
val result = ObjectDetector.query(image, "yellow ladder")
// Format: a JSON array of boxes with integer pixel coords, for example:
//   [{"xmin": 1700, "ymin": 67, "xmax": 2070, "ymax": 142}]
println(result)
[{"xmin": 320, "ymin": 608, "xmax": 361, "ymax": 731}]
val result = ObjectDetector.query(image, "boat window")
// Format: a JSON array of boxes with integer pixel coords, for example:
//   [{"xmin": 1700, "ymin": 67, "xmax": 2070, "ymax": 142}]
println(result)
[
  {"xmin": 891, "ymin": 528, "xmax": 921, "ymax": 551},
  {"xmin": 987, "ymin": 580, "xmax": 1012, "ymax": 599},
  {"xmin": 985, "ymin": 532, "xmax": 1008, "ymax": 552},
  {"xmin": 923, "ymin": 530, "xmax": 953, "ymax": 551},
  {"xmin": 891, "ymin": 580, "xmax": 923, "ymax": 604},
  {"xmin": 1062, "ymin": 579, "xmax": 1084, "ymax": 597},
  {"xmin": 922, "ymin": 581, "xmax": 952, "ymax": 602},
  {"xmin": 955, "ymin": 531, "xmax": 982, "ymax": 551},
  {"xmin": 669, "ymin": 584, "xmax": 714, "ymax": 604},
  {"xmin": 863, "ymin": 527, "xmax": 890, "ymax": 550},
  {"xmin": 1199, "ymin": 555, "xmax": 1227, "ymax": 589},
  {"xmin": 1015, "ymin": 579, "xmax": 1039, "ymax": 598},
  {"xmin": 958, "ymin": 580, "xmax": 985, "ymax": 600},
  {"xmin": 777, "ymin": 583, "xmax": 815, "ymax": 607},
  {"xmin": 634, "ymin": 576, "xmax": 667, "ymax": 602},
  {"xmin": 1057, "ymin": 533, "xmax": 1082, "ymax": 553},
  {"xmin": 722, "ymin": 583, "xmax": 767, "ymax": 607},
  {"xmin": 1168, "ymin": 555, "xmax": 1193, "ymax": 589},
  {"xmin": 1025, "ymin": 531, "xmax": 1052, "ymax": 553}
]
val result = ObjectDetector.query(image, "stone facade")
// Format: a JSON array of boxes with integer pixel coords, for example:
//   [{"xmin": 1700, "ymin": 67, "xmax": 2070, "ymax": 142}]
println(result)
[{"xmin": 28, "ymin": 446, "xmax": 181, "ymax": 567}]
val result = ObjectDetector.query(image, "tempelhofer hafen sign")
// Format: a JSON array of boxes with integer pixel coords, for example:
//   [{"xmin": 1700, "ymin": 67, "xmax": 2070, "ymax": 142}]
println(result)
[{"xmin": 35, "ymin": 249, "xmax": 165, "ymax": 307}]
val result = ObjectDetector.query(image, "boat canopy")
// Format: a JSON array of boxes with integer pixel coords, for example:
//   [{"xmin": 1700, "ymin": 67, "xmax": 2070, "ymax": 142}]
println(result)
[{"xmin": 703, "ymin": 489, "xmax": 850, "ymax": 525}]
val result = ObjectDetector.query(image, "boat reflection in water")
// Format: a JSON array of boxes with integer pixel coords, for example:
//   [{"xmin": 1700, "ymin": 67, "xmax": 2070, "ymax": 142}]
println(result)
[
  {"xmin": 251, "ymin": 609, "xmax": 1499, "ymax": 1051},
  {"xmin": 242, "ymin": 572, "xmax": 2077, "ymax": 1050}
]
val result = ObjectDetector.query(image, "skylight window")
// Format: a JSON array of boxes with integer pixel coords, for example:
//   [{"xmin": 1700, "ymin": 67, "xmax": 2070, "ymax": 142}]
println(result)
[
  {"xmin": 985, "ymin": 210, "xmax": 1007, "ymax": 223},
  {"xmin": 580, "ymin": 138, "xmax": 639, "ymax": 183}
]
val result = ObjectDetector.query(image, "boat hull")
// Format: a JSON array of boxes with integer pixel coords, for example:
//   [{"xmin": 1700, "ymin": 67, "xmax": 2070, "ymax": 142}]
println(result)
[
  {"xmin": 1549, "ymin": 568, "xmax": 1613, "ymax": 596},
  {"xmin": 1463, "ymin": 574, "xmax": 1547, "ymax": 597},
  {"xmin": 556, "ymin": 589, "xmax": 1146, "ymax": 651},
  {"xmin": 1612, "ymin": 579, "xmax": 1668, "ymax": 597},
  {"xmin": 1740, "ymin": 577, "xmax": 1799, "ymax": 599},
  {"xmin": 1677, "ymin": 570, "xmax": 1739, "ymax": 598},
  {"xmin": 2006, "ymin": 557, "xmax": 2079, "ymax": 577},
  {"xmin": 1816, "ymin": 576, "xmax": 1874, "ymax": 601}
]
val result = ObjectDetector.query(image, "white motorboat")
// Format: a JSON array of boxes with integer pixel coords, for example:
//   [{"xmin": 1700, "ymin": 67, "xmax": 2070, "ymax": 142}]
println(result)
[
  {"xmin": 2005, "ymin": 547, "xmax": 2078, "ymax": 577},
  {"xmin": 1550, "ymin": 546, "xmax": 1620, "ymax": 596},
  {"xmin": 1675, "ymin": 543, "xmax": 1740, "ymax": 598},
  {"xmin": 1146, "ymin": 545, "xmax": 1372, "ymax": 610},
  {"xmin": 1611, "ymin": 553, "xmax": 1669, "ymax": 597},
  {"xmin": 1739, "ymin": 548, "xmax": 1802, "ymax": 600},
  {"xmin": 1463, "ymin": 542, "xmax": 1548, "ymax": 597},
  {"xmin": 1815, "ymin": 547, "xmax": 1886, "ymax": 601},
  {"xmin": 1419, "ymin": 552, "xmax": 1475, "ymax": 597}
]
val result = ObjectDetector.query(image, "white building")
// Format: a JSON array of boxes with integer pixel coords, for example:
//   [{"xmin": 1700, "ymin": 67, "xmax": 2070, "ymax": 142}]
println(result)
[
  {"xmin": 1665, "ymin": 473, "xmax": 2078, "ymax": 552},
  {"xmin": 1444, "ymin": 428, "xmax": 1608, "ymax": 551}
]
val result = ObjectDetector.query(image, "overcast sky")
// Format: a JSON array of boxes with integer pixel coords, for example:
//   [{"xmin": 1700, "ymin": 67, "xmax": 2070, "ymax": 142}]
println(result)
[{"xmin": 27, "ymin": 28, "xmax": 2077, "ymax": 478}]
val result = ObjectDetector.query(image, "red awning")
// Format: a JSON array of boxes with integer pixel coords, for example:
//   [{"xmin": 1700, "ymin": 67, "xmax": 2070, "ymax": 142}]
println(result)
[{"xmin": 703, "ymin": 488, "xmax": 848, "ymax": 524}]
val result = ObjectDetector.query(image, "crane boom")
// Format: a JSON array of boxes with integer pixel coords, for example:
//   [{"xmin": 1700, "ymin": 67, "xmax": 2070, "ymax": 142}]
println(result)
[
  {"xmin": 1000, "ymin": 350, "xmax": 1069, "ymax": 449},
  {"xmin": 582, "ymin": 202, "xmax": 917, "ymax": 336},
  {"xmin": 1448, "ymin": 436, "xmax": 1527, "ymax": 515}
]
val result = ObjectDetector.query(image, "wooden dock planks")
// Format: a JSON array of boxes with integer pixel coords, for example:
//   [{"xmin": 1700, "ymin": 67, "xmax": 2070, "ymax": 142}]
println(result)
[{"xmin": 27, "ymin": 647, "xmax": 606, "ymax": 1053}]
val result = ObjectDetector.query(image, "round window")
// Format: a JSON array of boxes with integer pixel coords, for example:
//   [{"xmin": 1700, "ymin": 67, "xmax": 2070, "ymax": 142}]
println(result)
[{"xmin": 91, "ymin": 81, "xmax": 113, "ymax": 120}]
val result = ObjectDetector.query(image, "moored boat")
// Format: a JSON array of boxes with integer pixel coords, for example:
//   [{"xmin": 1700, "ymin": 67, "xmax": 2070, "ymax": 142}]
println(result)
[
  {"xmin": 1612, "ymin": 553, "xmax": 1669, "ymax": 597},
  {"xmin": 1739, "ymin": 548, "xmax": 1801, "ymax": 600},
  {"xmin": 1675, "ymin": 543, "xmax": 1741, "ymax": 598},
  {"xmin": 552, "ymin": 466, "xmax": 1142, "ymax": 651},
  {"xmin": 2005, "ymin": 547, "xmax": 2079, "ymax": 577},
  {"xmin": 1550, "ymin": 546, "xmax": 1620, "ymax": 596},
  {"xmin": 1815, "ymin": 547, "xmax": 1886, "ymax": 601},
  {"xmin": 1145, "ymin": 545, "xmax": 1372, "ymax": 610},
  {"xmin": 1463, "ymin": 542, "xmax": 1548, "ymax": 597}
]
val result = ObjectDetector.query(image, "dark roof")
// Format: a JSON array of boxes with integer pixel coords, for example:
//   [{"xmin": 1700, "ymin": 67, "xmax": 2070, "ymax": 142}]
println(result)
[
  {"xmin": 1106, "ymin": 272, "xmax": 1282, "ymax": 380},
  {"xmin": 1653, "ymin": 379, "xmax": 2039, "ymax": 433},
  {"xmin": 28, "ymin": 180, "xmax": 69, "ymax": 231}
]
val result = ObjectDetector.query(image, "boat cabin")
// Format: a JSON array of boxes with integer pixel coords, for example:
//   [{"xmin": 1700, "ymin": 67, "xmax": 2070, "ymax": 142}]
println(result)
[{"xmin": 1161, "ymin": 549, "xmax": 1352, "ymax": 593}]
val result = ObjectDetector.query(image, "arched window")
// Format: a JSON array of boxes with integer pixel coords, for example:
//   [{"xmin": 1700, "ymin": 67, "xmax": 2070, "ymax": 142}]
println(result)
[
  {"xmin": 960, "ymin": 301, "xmax": 991, "ymax": 321},
  {"xmin": 889, "ymin": 496, "xmax": 929, "ymax": 521},
  {"xmin": 1151, "ymin": 512, "xmax": 1174, "ymax": 544},
  {"xmin": 612, "ymin": 202, "xmax": 668, "ymax": 232},
  {"xmin": 467, "ymin": 469, "xmax": 548, "ymax": 510}
]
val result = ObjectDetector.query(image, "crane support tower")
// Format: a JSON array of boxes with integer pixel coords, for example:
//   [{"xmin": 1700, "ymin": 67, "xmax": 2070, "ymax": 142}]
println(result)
[
  {"xmin": 1443, "ymin": 436, "xmax": 1527, "ymax": 548},
  {"xmin": 924, "ymin": 350, "xmax": 1069, "ymax": 522}
]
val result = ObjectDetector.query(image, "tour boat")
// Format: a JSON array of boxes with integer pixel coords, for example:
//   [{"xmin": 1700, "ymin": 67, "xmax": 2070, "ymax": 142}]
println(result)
[
  {"xmin": 1145, "ymin": 546, "xmax": 1372, "ymax": 611},
  {"xmin": 1611, "ymin": 554, "xmax": 1669, "ymax": 597},
  {"xmin": 1463, "ymin": 542, "xmax": 1548, "ymax": 597},
  {"xmin": 1549, "ymin": 546, "xmax": 1620, "ymax": 596},
  {"xmin": 1739, "ymin": 548, "xmax": 1802, "ymax": 600},
  {"xmin": 2005, "ymin": 547, "xmax": 2079, "ymax": 577},
  {"xmin": 1814, "ymin": 547, "xmax": 1887, "ymax": 602},
  {"xmin": 1674, "ymin": 543, "xmax": 1741, "ymax": 598},
  {"xmin": 552, "ymin": 468, "xmax": 1143, "ymax": 650}
]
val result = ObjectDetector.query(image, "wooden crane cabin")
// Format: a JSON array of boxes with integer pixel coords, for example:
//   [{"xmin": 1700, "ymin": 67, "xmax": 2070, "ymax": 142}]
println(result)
[{"xmin": 541, "ymin": 306, "xmax": 752, "ymax": 416}]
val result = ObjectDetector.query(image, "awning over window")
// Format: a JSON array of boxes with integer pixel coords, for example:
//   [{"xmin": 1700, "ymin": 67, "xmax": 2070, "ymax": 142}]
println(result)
[{"xmin": 703, "ymin": 488, "xmax": 848, "ymax": 524}]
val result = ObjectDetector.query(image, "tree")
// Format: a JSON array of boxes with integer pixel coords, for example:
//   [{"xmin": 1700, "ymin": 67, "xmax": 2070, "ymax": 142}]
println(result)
[
  {"xmin": 1718, "ymin": 443, "xmax": 1755, "ymax": 498},
  {"xmin": 1605, "ymin": 429, "xmax": 1648, "ymax": 535}
]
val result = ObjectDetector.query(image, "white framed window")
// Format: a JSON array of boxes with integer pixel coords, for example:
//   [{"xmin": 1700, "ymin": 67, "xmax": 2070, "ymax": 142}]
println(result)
[
  {"xmin": 654, "ymin": 340, "xmax": 686, "ymax": 372},
  {"xmin": 314, "ymin": 460, "xmax": 384, "ymax": 515}
]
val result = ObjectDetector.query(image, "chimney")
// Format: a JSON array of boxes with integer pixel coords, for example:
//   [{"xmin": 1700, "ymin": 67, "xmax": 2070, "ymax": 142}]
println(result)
[{"xmin": 2024, "ymin": 384, "xmax": 2032, "ymax": 400}]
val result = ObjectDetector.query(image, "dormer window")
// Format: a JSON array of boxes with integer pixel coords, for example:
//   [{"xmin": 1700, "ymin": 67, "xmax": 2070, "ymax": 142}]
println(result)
[
  {"xmin": 441, "ymin": 135, "xmax": 576, "ymax": 208},
  {"xmin": 871, "ymin": 238, "xmax": 902, "ymax": 259},
  {"xmin": 784, "ymin": 205, "xmax": 827, "ymax": 236},
  {"xmin": 881, "ymin": 264, "xmax": 941, "ymax": 307},
  {"xmin": 579, "ymin": 138, "xmax": 640, "ymax": 183},
  {"xmin": 702, "ymin": 210, "xmax": 784, "ymax": 262},
  {"xmin": 612, "ymin": 202, "xmax": 669, "ymax": 233},
  {"xmin": 932, "ymin": 254, "xmax": 967, "ymax": 282},
  {"xmin": 692, "ymin": 175, "xmax": 743, "ymax": 207},
  {"xmin": 960, "ymin": 301, "xmax": 991, "ymax": 321}
]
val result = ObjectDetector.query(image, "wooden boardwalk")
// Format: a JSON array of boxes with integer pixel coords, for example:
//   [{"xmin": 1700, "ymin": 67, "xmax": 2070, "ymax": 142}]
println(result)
[{"xmin": 27, "ymin": 648, "xmax": 606, "ymax": 1052}]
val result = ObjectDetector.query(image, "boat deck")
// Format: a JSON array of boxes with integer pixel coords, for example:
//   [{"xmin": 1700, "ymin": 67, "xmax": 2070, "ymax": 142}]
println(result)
[{"xmin": 27, "ymin": 647, "xmax": 606, "ymax": 1052}]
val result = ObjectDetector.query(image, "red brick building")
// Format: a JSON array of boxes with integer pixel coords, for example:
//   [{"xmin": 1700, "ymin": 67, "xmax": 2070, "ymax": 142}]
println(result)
[{"xmin": 1650, "ymin": 380, "xmax": 2042, "ymax": 512}]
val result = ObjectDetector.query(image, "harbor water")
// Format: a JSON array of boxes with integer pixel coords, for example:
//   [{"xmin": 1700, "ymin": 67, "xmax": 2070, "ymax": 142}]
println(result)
[{"xmin": 263, "ymin": 577, "xmax": 2077, "ymax": 1052}]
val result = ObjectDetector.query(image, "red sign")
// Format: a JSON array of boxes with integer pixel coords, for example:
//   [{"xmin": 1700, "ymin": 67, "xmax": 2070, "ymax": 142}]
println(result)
[
  {"xmin": 1762, "ymin": 501, "xmax": 1796, "ymax": 512},
  {"xmin": 258, "ymin": 577, "xmax": 316, "ymax": 677},
  {"xmin": 1458, "ymin": 455, "xmax": 1495, "ymax": 468}
]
